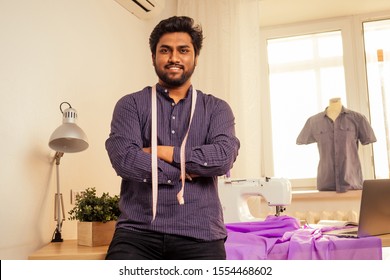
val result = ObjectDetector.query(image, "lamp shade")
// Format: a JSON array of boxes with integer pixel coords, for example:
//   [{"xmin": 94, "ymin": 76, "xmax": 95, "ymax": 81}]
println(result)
[{"xmin": 49, "ymin": 104, "xmax": 89, "ymax": 153}]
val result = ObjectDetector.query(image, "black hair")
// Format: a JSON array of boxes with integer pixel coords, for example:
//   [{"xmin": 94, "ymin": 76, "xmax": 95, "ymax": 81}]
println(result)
[{"xmin": 149, "ymin": 16, "xmax": 203, "ymax": 56}]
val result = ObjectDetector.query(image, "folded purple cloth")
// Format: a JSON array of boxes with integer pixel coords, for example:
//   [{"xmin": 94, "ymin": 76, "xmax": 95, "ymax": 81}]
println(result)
[
  {"xmin": 225, "ymin": 215, "xmax": 382, "ymax": 260},
  {"xmin": 225, "ymin": 215, "xmax": 300, "ymax": 259}
]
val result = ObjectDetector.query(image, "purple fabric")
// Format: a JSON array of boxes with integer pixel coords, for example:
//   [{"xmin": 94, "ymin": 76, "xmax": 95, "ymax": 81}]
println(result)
[{"xmin": 225, "ymin": 216, "xmax": 382, "ymax": 260}]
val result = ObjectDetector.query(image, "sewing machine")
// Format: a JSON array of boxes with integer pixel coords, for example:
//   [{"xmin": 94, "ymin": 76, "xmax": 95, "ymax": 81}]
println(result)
[{"xmin": 218, "ymin": 177, "xmax": 292, "ymax": 223}]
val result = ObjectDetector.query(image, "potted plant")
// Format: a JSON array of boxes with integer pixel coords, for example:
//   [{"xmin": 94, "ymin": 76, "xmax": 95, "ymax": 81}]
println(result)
[{"xmin": 68, "ymin": 187, "xmax": 120, "ymax": 246}]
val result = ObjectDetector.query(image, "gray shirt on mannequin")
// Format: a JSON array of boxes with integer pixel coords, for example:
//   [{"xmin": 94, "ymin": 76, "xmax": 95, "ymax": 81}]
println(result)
[{"xmin": 297, "ymin": 107, "xmax": 376, "ymax": 192}]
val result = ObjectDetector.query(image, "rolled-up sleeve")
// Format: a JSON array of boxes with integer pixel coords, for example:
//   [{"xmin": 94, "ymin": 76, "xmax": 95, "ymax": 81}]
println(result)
[
  {"xmin": 172, "ymin": 97, "xmax": 240, "ymax": 177},
  {"xmin": 105, "ymin": 92, "xmax": 180, "ymax": 185}
]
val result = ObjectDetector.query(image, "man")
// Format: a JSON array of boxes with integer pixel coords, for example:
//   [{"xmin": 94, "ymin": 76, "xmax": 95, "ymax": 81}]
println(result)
[{"xmin": 105, "ymin": 16, "xmax": 240, "ymax": 260}]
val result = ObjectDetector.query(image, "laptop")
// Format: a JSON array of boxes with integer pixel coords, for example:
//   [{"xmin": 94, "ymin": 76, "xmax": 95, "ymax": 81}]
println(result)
[{"xmin": 324, "ymin": 179, "xmax": 390, "ymax": 238}]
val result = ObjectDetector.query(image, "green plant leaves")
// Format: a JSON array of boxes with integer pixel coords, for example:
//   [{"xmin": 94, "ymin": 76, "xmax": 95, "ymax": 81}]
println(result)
[{"xmin": 68, "ymin": 187, "xmax": 120, "ymax": 222}]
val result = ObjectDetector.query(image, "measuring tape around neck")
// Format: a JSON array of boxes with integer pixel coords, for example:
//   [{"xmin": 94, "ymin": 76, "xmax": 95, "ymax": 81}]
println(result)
[{"xmin": 151, "ymin": 85, "xmax": 197, "ymax": 221}]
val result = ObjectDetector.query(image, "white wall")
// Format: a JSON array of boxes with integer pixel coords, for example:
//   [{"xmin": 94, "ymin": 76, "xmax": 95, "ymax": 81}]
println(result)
[{"xmin": 0, "ymin": 0, "xmax": 177, "ymax": 259}]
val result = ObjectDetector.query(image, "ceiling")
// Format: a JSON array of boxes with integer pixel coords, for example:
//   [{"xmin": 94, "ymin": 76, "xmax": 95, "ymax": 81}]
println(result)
[{"xmin": 259, "ymin": 0, "xmax": 390, "ymax": 26}]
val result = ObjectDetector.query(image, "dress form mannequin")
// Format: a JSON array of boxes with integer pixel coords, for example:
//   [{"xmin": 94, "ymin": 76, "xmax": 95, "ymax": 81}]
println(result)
[
  {"xmin": 297, "ymin": 98, "xmax": 377, "ymax": 192},
  {"xmin": 326, "ymin": 98, "xmax": 342, "ymax": 121}
]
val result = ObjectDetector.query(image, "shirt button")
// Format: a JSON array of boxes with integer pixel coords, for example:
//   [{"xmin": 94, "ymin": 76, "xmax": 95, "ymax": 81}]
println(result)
[
  {"xmin": 171, "ymin": 102, "xmax": 175, "ymax": 106},
  {"xmin": 143, "ymin": 179, "xmax": 147, "ymax": 183},
  {"xmin": 171, "ymin": 130, "xmax": 175, "ymax": 134},
  {"xmin": 203, "ymin": 162, "xmax": 208, "ymax": 166},
  {"xmin": 172, "ymin": 116, "xmax": 176, "ymax": 120},
  {"xmin": 167, "ymin": 180, "xmax": 172, "ymax": 184}
]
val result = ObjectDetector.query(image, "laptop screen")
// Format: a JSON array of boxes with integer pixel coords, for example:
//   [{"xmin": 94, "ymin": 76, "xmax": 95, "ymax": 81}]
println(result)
[{"xmin": 358, "ymin": 179, "xmax": 390, "ymax": 237}]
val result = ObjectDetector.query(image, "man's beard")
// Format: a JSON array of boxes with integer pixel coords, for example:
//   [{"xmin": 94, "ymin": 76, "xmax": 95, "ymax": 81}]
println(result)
[{"xmin": 154, "ymin": 63, "xmax": 195, "ymax": 87}]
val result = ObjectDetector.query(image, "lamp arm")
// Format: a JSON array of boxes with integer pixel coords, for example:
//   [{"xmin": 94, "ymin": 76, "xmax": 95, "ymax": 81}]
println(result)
[{"xmin": 52, "ymin": 151, "xmax": 64, "ymax": 242}]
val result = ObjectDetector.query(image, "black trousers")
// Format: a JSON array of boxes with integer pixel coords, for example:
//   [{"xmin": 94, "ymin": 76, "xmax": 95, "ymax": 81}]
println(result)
[{"xmin": 105, "ymin": 228, "xmax": 226, "ymax": 260}]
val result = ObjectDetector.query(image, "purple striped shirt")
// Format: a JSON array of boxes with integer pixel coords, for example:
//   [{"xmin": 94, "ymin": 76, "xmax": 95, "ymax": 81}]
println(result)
[{"xmin": 105, "ymin": 84, "xmax": 240, "ymax": 241}]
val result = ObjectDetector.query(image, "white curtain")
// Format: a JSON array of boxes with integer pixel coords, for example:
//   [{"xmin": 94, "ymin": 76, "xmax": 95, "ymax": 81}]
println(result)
[{"xmin": 177, "ymin": 0, "xmax": 263, "ymax": 178}]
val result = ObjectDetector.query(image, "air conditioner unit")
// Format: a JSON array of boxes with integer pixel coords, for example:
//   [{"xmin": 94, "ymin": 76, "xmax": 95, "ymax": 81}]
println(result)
[{"xmin": 114, "ymin": 0, "xmax": 165, "ymax": 20}]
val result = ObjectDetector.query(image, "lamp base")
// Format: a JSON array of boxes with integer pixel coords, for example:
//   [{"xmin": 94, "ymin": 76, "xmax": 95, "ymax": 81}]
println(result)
[{"xmin": 51, "ymin": 229, "xmax": 63, "ymax": 242}]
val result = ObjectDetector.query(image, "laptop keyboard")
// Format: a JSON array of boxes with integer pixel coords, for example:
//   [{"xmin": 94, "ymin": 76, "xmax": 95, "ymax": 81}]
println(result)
[{"xmin": 342, "ymin": 230, "xmax": 358, "ymax": 235}]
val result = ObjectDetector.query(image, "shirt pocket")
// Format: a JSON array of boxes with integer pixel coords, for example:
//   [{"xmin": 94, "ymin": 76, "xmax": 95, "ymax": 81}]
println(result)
[
  {"xmin": 312, "ymin": 127, "xmax": 331, "ymax": 144},
  {"xmin": 338, "ymin": 120, "xmax": 357, "ymax": 133},
  {"xmin": 338, "ymin": 121, "xmax": 358, "ymax": 142}
]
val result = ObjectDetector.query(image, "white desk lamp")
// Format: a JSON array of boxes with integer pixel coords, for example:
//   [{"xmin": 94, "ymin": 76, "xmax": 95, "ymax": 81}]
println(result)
[{"xmin": 48, "ymin": 102, "xmax": 88, "ymax": 242}]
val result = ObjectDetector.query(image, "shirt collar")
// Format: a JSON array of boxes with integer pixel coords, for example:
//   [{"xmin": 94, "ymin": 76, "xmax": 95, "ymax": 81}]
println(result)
[
  {"xmin": 322, "ymin": 106, "xmax": 349, "ymax": 118},
  {"xmin": 155, "ymin": 83, "xmax": 193, "ymax": 101}
]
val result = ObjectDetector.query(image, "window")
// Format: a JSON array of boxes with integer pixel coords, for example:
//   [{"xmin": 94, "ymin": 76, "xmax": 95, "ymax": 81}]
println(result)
[
  {"xmin": 363, "ymin": 19, "xmax": 390, "ymax": 179},
  {"xmin": 267, "ymin": 31, "xmax": 347, "ymax": 180},
  {"xmin": 260, "ymin": 16, "xmax": 383, "ymax": 188}
]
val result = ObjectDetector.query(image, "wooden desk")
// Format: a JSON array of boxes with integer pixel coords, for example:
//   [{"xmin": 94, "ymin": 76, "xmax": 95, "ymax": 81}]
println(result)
[
  {"xmin": 379, "ymin": 234, "xmax": 390, "ymax": 247},
  {"xmin": 29, "ymin": 235, "xmax": 390, "ymax": 260},
  {"xmin": 28, "ymin": 240, "xmax": 108, "ymax": 260}
]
